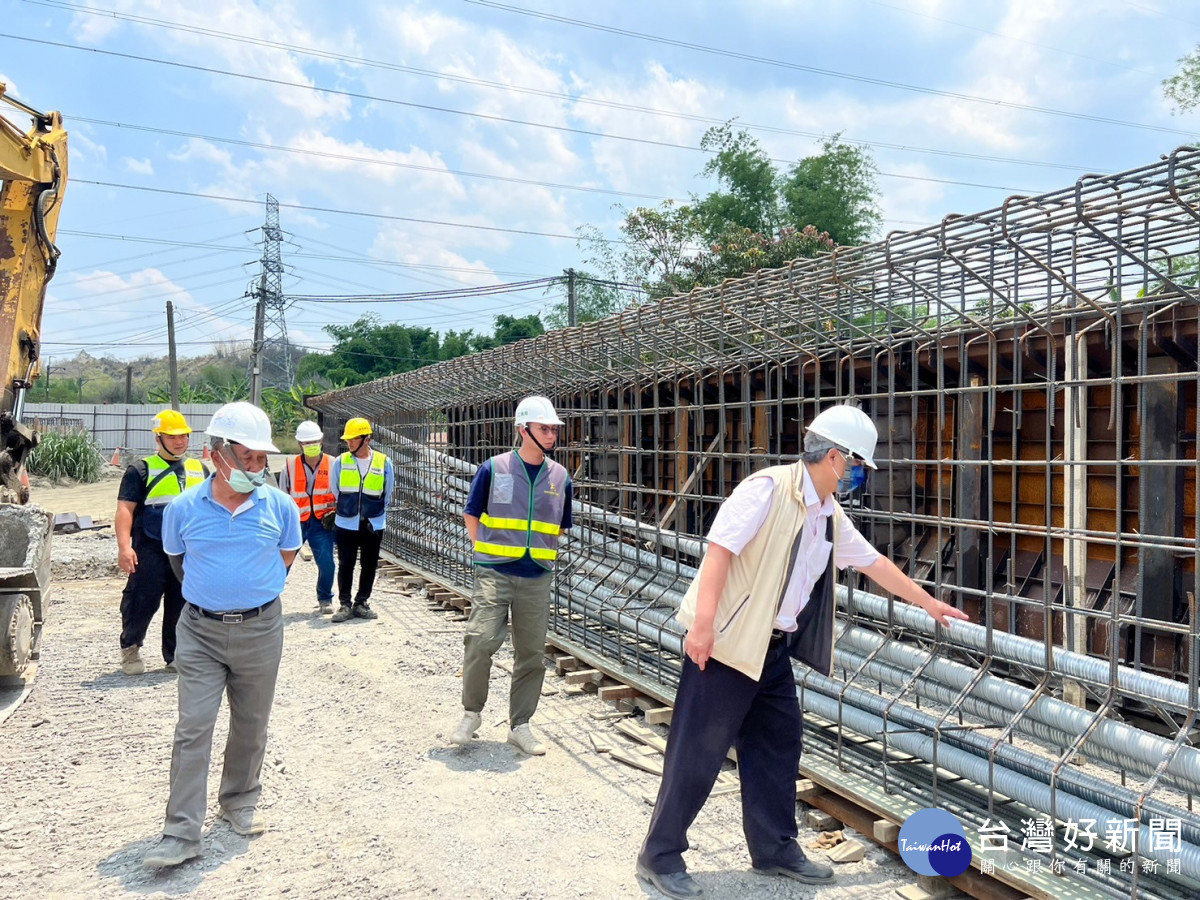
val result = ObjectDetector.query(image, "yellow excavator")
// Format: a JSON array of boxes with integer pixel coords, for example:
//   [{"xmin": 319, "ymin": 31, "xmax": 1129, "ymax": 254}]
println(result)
[{"xmin": 0, "ymin": 85, "xmax": 67, "ymax": 680}]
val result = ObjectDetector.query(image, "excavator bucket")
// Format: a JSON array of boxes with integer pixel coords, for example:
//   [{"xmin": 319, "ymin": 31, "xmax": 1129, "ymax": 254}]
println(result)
[{"xmin": 0, "ymin": 503, "xmax": 51, "ymax": 679}]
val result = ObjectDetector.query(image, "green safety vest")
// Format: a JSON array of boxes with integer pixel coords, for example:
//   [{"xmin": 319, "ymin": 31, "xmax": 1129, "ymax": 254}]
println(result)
[
  {"xmin": 139, "ymin": 455, "xmax": 206, "ymax": 541},
  {"xmin": 337, "ymin": 450, "xmax": 388, "ymax": 520}
]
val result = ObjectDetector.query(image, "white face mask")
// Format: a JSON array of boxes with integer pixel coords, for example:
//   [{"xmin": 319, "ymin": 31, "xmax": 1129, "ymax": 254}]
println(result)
[{"xmin": 220, "ymin": 449, "xmax": 266, "ymax": 493}]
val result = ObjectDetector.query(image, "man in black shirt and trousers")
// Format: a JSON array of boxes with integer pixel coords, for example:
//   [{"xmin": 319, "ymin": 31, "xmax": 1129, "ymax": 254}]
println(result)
[{"xmin": 115, "ymin": 409, "xmax": 208, "ymax": 675}]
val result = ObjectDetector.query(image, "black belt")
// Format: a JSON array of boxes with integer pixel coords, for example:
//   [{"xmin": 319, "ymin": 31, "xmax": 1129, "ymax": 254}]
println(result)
[
  {"xmin": 770, "ymin": 629, "xmax": 792, "ymax": 643},
  {"xmin": 189, "ymin": 598, "xmax": 277, "ymax": 624}
]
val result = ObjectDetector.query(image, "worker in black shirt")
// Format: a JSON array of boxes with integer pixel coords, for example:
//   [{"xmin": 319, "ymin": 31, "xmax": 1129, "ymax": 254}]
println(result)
[{"xmin": 116, "ymin": 410, "xmax": 208, "ymax": 675}]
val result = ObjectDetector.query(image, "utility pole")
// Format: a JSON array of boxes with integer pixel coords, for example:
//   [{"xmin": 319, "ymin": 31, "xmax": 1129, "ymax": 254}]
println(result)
[
  {"xmin": 43, "ymin": 356, "xmax": 50, "ymax": 399},
  {"xmin": 250, "ymin": 277, "xmax": 266, "ymax": 406},
  {"xmin": 125, "ymin": 365, "xmax": 133, "ymax": 405},
  {"xmin": 567, "ymin": 268, "xmax": 577, "ymax": 327},
  {"xmin": 166, "ymin": 300, "xmax": 180, "ymax": 410}
]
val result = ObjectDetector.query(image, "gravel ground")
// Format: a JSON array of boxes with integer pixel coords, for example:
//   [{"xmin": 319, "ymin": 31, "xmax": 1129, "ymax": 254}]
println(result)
[{"xmin": 0, "ymin": 527, "xmax": 924, "ymax": 899}]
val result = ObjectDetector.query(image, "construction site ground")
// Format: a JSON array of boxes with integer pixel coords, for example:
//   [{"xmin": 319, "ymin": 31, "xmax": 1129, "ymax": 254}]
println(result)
[{"xmin": 0, "ymin": 471, "xmax": 928, "ymax": 899}]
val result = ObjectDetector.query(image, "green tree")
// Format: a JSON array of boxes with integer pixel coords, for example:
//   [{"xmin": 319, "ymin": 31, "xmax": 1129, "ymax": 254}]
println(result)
[
  {"xmin": 1164, "ymin": 47, "xmax": 1200, "ymax": 112},
  {"xmin": 297, "ymin": 315, "xmax": 442, "ymax": 385},
  {"xmin": 491, "ymin": 314, "xmax": 545, "ymax": 346},
  {"xmin": 620, "ymin": 201, "xmax": 701, "ymax": 298},
  {"xmin": 692, "ymin": 123, "xmax": 780, "ymax": 240},
  {"xmin": 780, "ymin": 135, "xmax": 881, "ymax": 246},
  {"xmin": 682, "ymin": 224, "xmax": 834, "ymax": 289}
]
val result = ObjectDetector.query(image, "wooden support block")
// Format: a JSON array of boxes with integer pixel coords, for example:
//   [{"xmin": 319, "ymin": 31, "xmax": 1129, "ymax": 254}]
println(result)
[
  {"xmin": 589, "ymin": 732, "xmax": 613, "ymax": 753},
  {"xmin": 895, "ymin": 874, "xmax": 957, "ymax": 900},
  {"xmin": 615, "ymin": 719, "xmax": 668, "ymax": 754},
  {"xmin": 873, "ymin": 819, "xmax": 901, "ymax": 843},
  {"xmin": 566, "ymin": 669, "xmax": 604, "ymax": 685},
  {"xmin": 643, "ymin": 707, "xmax": 673, "ymax": 726},
  {"xmin": 796, "ymin": 779, "xmax": 826, "ymax": 801},
  {"xmin": 598, "ymin": 684, "xmax": 637, "ymax": 702},
  {"xmin": 554, "ymin": 655, "xmax": 579, "ymax": 675},
  {"xmin": 806, "ymin": 810, "xmax": 840, "ymax": 832},
  {"xmin": 632, "ymin": 695, "xmax": 660, "ymax": 713},
  {"xmin": 610, "ymin": 746, "xmax": 664, "ymax": 776},
  {"xmin": 710, "ymin": 772, "xmax": 740, "ymax": 797},
  {"xmin": 827, "ymin": 840, "xmax": 865, "ymax": 863}
]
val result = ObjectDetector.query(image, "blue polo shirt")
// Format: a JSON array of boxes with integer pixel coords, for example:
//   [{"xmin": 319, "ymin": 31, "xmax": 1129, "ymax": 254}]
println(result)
[{"xmin": 162, "ymin": 479, "xmax": 302, "ymax": 611}]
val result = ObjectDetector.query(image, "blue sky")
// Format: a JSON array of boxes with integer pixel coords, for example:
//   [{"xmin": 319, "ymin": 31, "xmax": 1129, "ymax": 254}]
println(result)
[{"xmin": 5, "ymin": 0, "xmax": 1200, "ymax": 365}]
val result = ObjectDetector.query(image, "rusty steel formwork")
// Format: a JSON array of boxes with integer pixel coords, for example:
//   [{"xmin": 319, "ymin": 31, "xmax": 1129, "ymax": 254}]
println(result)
[{"xmin": 308, "ymin": 146, "xmax": 1200, "ymax": 898}]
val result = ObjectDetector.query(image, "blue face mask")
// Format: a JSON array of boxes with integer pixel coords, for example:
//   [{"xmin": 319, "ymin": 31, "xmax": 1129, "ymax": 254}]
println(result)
[{"xmin": 837, "ymin": 462, "xmax": 868, "ymax": 495}]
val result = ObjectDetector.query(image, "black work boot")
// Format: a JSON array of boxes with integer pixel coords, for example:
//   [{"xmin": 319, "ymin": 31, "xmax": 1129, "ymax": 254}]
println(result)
[
  {"xmin": 351, "ymin": 600, "xmax": 378, "ymax": 620},
  {"xmin": 331, "ymin": 604, "xmax": 353, "ymax": 622}
]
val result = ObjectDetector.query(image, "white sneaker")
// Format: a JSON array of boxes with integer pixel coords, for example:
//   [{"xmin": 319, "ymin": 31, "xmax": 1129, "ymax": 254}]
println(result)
[
  {"xmin": 450, "ymin": 710, "xmax": 482, "ymax": 746},
  {"xmin": 507, "ymin": 723, "xmax": 546, "ymax": 756},
  {"xmin": 121, "ymin": 646, "xmax": 145, "ymax": 676}
]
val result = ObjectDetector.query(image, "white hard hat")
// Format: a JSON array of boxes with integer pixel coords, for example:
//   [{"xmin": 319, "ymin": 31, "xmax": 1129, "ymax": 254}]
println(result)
[
  {"xmin": 207, "ymin": 402, "xmax": 279, "ymax": 453},
  {"xmin": 806, "ymin": 404, "xmax": 879, "ymax": 469},
  {"xmin": 514, "ymin": 395, "xmax": 565, "ymax": 427},
  {"xmin": 295, "ymin": 420, "xmax": 323, "ymax": 443}
]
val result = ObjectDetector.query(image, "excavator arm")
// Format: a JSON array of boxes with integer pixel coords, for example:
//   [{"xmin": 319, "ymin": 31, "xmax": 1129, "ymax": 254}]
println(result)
[{"xmin": 0, "ymin": 85, "xmax": 67, "ymax": 504}]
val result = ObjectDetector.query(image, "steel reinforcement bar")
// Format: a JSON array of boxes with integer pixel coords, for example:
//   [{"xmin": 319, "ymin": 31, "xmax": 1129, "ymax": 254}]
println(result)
[{"xmin": 310, "ymin": 146, "xmax": 1200, "ymax": 898}]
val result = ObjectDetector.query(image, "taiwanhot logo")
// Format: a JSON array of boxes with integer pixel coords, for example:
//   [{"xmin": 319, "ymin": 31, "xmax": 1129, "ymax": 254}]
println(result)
[{"xmin": 897, "ymin": 808, "xmax": 972, "ymax": 878}]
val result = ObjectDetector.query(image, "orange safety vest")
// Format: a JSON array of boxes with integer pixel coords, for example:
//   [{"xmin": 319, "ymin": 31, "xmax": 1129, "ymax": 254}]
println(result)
[{"xmin": 289, "ymin": 454, "xmax": 336, "ymax": 522}]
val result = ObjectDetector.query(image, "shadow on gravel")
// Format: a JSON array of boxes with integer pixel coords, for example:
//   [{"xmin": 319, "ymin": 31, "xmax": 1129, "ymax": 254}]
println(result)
[
  {"xmin": 96, "ymin": 828, "xmax": 254, "ymax": 894},
  {"xmin": 81, "ymin": 669, "xmax": 177, "ymax": 691},
  {"xmin": 428, "ymin": 742, "xmax": 522, "ymax": 773}
]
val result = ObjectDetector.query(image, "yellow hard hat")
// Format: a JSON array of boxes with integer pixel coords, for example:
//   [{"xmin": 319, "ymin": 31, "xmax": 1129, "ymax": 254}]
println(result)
[
  {"xmin": 341, "ymin": 417, "xmax": 372, "ymax": 440},
  {"xmin": 152, "ymin": 409, "xmax": 192, "ymax": 435}
]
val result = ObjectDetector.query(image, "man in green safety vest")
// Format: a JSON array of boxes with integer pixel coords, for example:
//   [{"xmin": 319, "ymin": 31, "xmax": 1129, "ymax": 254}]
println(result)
[
  {"xmin": 115, "ymin": 408, "xmax": 208, "ymax": 675},
  {"xmin": 450, "ymin": 395, "xmax": 573, "ymax": 756},
  {"xmin": 329, "ymin": 418, "xmax": 394, "ymax": 622}
]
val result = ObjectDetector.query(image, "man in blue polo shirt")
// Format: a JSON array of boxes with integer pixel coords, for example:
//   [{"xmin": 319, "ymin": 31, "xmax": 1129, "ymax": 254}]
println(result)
[{"xmin": 142, "ymin": 401, "xmax": 301, "ymax": 869}]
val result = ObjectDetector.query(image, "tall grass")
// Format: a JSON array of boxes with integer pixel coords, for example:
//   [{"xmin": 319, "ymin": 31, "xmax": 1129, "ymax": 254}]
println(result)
[{"xmin": 27, "ymin": 428, "xmax": 105, "ymax": 482}]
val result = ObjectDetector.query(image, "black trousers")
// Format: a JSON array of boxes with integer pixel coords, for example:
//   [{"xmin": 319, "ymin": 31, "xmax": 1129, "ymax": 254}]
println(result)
[
  {"xmin": 335, "ymin": 521, "xmax": 383, "ymax": 605},
  {"xmin": 638, "ymin": 637, "xmax": 804, "ymax": 874},
  {"xmin": 119, "ymin": 535, "xmax": 185, "ymax": 663}
]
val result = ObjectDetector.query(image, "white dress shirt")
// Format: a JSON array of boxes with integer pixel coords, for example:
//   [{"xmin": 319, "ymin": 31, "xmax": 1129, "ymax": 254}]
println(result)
[{"xmin": 706, "ymin": 465, "xmax": 880, "ymax": 630}]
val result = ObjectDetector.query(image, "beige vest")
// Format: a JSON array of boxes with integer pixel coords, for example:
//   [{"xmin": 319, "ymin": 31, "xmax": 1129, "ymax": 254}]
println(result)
[{"xmin": 676, "ymin": 463, "xmax": 844, "ymax": 681}]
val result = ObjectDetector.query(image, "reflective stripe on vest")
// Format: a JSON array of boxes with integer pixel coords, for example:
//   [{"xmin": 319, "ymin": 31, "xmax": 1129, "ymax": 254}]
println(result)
[
  {"xmin": 289, "ymin": 454, "xmax": 336, "ymax": 522},
  {"xmin": 471, "ymin": 451, "xmax": 568, "ymax": 571},
  {"xmin": 139, "ymin": 455, "xmax": 206, "ymax": 543},
  {"xmin": 336, "ymin": 450, "xmax": 388, "ymax": 520},
  {"xmin": 144, "ymin": 455, "xmax": 206, "ymax": 506}
]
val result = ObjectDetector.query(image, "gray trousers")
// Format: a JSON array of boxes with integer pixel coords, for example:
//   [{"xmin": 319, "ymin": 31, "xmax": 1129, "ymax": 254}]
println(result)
[
  {"xmin": 461, "ymin": 567, "xmax": 552, "ymax": 728},
  {"xmin": 163, "ymin": 600, "xmax": 284, "ymax": 841}
]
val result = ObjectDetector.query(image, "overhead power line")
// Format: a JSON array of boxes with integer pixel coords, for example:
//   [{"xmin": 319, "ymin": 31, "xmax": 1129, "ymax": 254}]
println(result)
[
  {"xmin": 3, "ymin": 33, "xmax": 1050, "ymax": 194},
  {"xmin": 462, "ymin": 0, "xmax": 1200, "ymax": 138},
  {"xmin": 20, "ymin": 0, "xmax": 1194, "ymax": 156},
  {"xmin": 71, "ymin": 180, "xmax": 588, "ymax": 241}
]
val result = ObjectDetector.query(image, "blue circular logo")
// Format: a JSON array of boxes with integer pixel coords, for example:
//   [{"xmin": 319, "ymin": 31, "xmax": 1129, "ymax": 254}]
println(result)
[{"xmin": 897, "ymin": 809, "xmax": 972, "ymax": 877}]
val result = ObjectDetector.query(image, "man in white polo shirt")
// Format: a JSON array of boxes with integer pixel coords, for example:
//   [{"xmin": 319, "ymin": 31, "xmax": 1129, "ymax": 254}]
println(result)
[{"xmin": 142, "ymin": 401, "xmax": 301, "ymax": 869}]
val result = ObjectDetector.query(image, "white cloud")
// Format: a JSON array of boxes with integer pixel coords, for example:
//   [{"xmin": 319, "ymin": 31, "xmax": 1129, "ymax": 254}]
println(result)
[
  {"xmin": 369, "ymin": 226, "xmax": 500, "ymax": 288},
  {"xmin": 71, "ymin": 0, "xmax": 357, "ymax": 122},
  {"xmin": 122, "ymin": 156, "xmax": 154, "ymax": 175}
]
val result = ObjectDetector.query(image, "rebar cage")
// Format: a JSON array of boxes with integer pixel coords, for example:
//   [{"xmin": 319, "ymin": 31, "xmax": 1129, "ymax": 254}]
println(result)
[{"xmin": 309, "ymin": 145, "xmax": 1200, "ymax": 898}]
